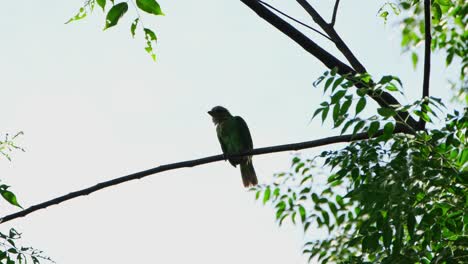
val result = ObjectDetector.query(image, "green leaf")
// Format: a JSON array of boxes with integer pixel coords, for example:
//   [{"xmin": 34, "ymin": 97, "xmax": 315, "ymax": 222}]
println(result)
[
  {"xmin": 324, "ymin": 77, "xmax": 334, "ymax": 92},
  {"xmin": 144, "ymin": 28, "xmax": 158, "ymax": 42},
  {"xmin": 353, "ymin": 120, "xmax": 366, "ymax": 135},
  {"xmin": 377, "ymin": 107, "xmax": 396, "ymax": 118},
  {"xmin": 321, "ymin": 107, "xmax": 329, "ymax": 123},
  {"xmin": 383, "ymin": 122, "xmax": 395, "ymax": 138},
  {"xmin": 312, "ymin": 107, "xmax": 323, "ymax": 119},
  {"xmin": 299, "ymin": 205, "xmax": 306, "ymax": 222},
  {"xmin": 411, "ymin": 52, "xmax": 418, "ymax": 69},
  {"xmin": 340, "ymin": 97, "xmax": 352, "ymax": 115},
  {"xmin": 436, "ymin": 0, "xmax": 452, "ymax": 6},
  {"xmin": 136, "ymin": 0, "xmax": 164, "ymax": 16},
  {"xmin": 367, "ymin": 121, "xmax": 380, "ymax": 137},
  {"xmin": 263, "ymin": 187, "xmax": 271, "ymax": 204},
  {"xmin": 332, "ymin": 77, "xmax": 345, "ymax": 92},
  {"xmin": 1, "ymin": 190, "xmax": 22, "ymax": 208},
  {"xmin": 355, "ymin": 97, "xmax": 366, "ymax": 115},
  {"xmin": 97, "ymin": 0, "xmax": 106, "ymax": 11},
  {"xmin": 104, "ymin": 2, "xmax": 128, "ymax": 30},
  {"xmin": 131, "ymin": 18, "xmax": 139, "ymax": 38},
  {"xmin": 331, "ymin": 90, "xmax": 346, "ymax": 104}
]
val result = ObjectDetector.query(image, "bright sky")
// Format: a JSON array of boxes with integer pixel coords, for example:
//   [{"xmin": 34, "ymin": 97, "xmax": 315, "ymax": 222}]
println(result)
[{"xmin": 0, "ymin": 0, "xmax": 455, "ymax": 263}]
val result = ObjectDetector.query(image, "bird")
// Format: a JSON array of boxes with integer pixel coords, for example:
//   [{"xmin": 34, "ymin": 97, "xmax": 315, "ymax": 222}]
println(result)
[{"xmin": 207, "ymin": 106, "xmax": 258, "ymax": 187}]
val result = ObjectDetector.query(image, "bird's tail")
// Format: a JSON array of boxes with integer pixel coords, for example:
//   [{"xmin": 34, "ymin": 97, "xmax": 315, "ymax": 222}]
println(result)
[{"xmin": 240, "ymin": 160, "xmax": 258, "ymax": 188}]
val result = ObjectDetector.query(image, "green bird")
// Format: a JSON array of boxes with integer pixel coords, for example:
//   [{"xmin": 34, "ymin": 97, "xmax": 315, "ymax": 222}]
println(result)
[{"xmin": 208, "ymin": 106, "xmax": 258, "ymax": 187}]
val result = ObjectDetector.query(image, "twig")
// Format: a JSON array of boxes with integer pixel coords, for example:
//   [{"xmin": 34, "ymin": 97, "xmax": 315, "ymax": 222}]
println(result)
[
  {"xmin": 0, "ymin": 127, "xmax": 411, "ymax": 225},
  {"xmin": 331, "ymin": 0, "xmax": 340, "ymax": 27},
  {"xmin": 419, "ymin": 0, "xmax": 431, "ymax": 130},
  {"xmin": 258, "ymin": 0, "xmax": 332, "ymax": 41}
]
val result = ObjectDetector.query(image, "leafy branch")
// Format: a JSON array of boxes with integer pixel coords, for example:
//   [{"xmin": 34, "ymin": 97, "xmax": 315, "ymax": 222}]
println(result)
[{"xmin": 68, "ymin": 0, "xmax": 164, "ymax": 61}]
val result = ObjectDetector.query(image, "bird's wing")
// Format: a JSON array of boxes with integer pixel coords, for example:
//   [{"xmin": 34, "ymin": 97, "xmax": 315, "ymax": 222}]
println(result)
[{"xmin": 234, "ymin": 116, "xmax": 253, "ymax": 150}]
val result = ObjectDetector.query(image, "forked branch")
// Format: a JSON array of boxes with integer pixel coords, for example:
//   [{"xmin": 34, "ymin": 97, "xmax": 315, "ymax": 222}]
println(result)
[{"xmin": 241, "ymin": 0, "xmax": 418, "ymax": 129}]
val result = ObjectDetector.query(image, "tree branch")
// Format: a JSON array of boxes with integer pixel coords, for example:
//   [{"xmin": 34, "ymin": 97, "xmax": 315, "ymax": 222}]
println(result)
[
  {"xmin": 419, "ymin": 0, "xmax": 431, "ymax": 130},
  {"xmin": 331, "ymin": 0, "xmax": 340, "ymax": 27},
  {"xmin": 258, "ymin": 0, "xmax": 331, "ymax": 41},
  {"xmin": 296, "ymin": 0, "xmax": 366, "ymax": 73},
  {"xmin": 240, "ymin": 0, "xmax": 418, "ymax": 129},
  {"xmin": 0, "ymin": 127, "xmax": 411, "ymax": 225}
]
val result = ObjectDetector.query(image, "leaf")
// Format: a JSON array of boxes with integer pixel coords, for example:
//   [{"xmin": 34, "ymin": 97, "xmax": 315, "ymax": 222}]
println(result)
[
  {"xmin": 1, "ymin": 190, "xmax": 22, "ymax": 208},
  {"xmin": 298, "ymin": 205, "xmax": 306, "ymax": 222},
  {"xmin": 144, "ymin": 28, "xmax": 157, "ymax": 42},
  {"xmin": 104, "ymin": 2, "xmax": 128, "ymax": 30},
  {"xmin": 263, "ymin": 187, "xmax": 271, "ymax": 204},
  {"xmin": 353, "ymin": 120, "xmax": 366, "ymax": 135},
  {"xmin": 383, "ymin": 122, "xmax": 395, "ymax": 138},
  {"xmin": 97, "ymin": 0, "xmax": 106, "ymax": 11},
  {"xmin": 136, "ymin": 0, "xmax": 164, "ymax": 16},
  {"xmin": 411, "ymin": 52, "xmax": 418, "ymax": 69},
  {"xmin": 312, "ymin": 108, "xmax": 323, "ymax": 119},
  {"xmin": 367, "ymin": 121, "xmax": 380, "ymax": 137},
  {"xmin": 332, "ymin": 77, "xmax": 345, "ymax": 92},
  {"xmin": 331, "ymin": 90, "xmax": 346, "ymax": 104},
  {"xmin": 131, "ymin": 18, "xmax": 139, "ymax": 38},
  {"xmin": 436, "ymin": 0, "xmax": 453, "ymax": 6},
  {"xmin": 321, "ymin": 107, "xmax": 329, "ymax": 123},
  {"xmin": 340, "ymin": 98, "xmax": 352, "ymax": 115},
  {"xmin": 377, "ymin": 107, "xmax": 396, "ymax": 118},
  {"xmin": 65, "ymin": 7, "xmax": 87, "ymax": 24},
  {"xmin": 355, "ymin": 97, "xmax": 366, "ymax": 115},
  {"xmin": 324, "ymin": 77, "xmax": 334, "ymax": 92}
]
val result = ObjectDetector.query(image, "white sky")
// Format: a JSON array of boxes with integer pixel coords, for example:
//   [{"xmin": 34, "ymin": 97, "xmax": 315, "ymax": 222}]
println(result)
[{"xmin": 0, "ymin": 0, "xmax": 457, "ymax": 263}]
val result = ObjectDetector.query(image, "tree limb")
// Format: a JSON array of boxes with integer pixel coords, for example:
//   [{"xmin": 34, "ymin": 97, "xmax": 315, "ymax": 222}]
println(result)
[
  {"xmin": 258, "ymin": 0, "xmax": 331, "ymax": 41},
  {"xmin": 331, "ymin": 0, "xmax": 340, "ymax": 27},
  {"xmin": 419, "ymin": 0, "xmax": 431, "ymax": 130},
  {"xmin": 240, "ymin": 0, "xmax": 418, "ymax": 129},
  {"xmin": 0, "ymin": 127, "xmax": 411, "ymax": 225},
  {"xmin": 296, "ymin": 0, "xmax": 365, "ymax": 73}
]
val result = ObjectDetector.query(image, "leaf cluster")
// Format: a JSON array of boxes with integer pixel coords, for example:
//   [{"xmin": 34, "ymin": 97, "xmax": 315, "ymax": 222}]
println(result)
[{"xmin": 67, "ymin": 0, "xmax": 164, "ymax": 61}]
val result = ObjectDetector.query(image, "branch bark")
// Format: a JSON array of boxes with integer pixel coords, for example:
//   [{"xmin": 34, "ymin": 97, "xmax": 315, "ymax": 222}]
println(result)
[
  {"xmin": 296, "ymin": 0, "xmax": 365, "ymax": 73},
  {"xmin": 241, "ymin": 0, "xmax": 418, "ymax": 129},
  {"xmin": 0, "ymin": 127, "xmax": 410, "ymax": 225},
  {"xmin": 419, "ymin": 0, "xmax": 431, "ymax": 130},
  {"xmin": 331, "ymin": 0, "xmax": 340, "ymax": 27}
]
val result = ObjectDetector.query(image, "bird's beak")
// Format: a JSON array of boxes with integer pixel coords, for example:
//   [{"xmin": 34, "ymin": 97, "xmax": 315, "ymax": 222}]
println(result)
[{"xmin": 207, "ymin": 110, "xmax": 213, "ymax": 116}]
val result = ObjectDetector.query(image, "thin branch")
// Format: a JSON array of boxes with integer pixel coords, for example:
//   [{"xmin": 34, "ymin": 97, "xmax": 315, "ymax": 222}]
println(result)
[
  {"xmin": 240, "ymin": 0, "xmax": 419, "ymax": 129},
  {"xmin": 419, "ymin": 0, "xmax": 431, "ymax": 130},
  {"xmin": 0, "ymin": 127, "xmax": 411, "ymax": 225},
  {"xmin": 258, "ymin": 0, "xmax": 332, "ymax": 41},
  {"xmin": 331, "ymin": 0, "xmax": 340, "ymax": 27},
  {"xmin": 296, "ymin": 0, "xmax": 366, "ymax": 73}
]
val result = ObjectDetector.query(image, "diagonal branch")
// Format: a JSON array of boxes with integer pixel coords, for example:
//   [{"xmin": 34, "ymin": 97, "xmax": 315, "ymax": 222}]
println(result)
[
  {"xmin": 0, "ymin": 127, "xmax": 411, "ymax": 225},
  {"xmin": 240, "ymin": 0, "xmax": 418, "ymax": 129},
  {"xmin": 331, "ymin": 0, "xmax": 340, "ymax": 27},
  {"xmin": 419, "ymin": 0, "xmax": 431, "ymax": 130},
  {"xmin": 296, "ymin": 0, "xmax": 366, "ymax": 73},
  {"xmin": 258, "ymin": 0, "xmax": 331, "ymax": 41}
]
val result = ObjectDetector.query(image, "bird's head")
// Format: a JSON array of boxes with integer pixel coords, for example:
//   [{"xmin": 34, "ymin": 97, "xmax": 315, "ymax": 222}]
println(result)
[{"xmin": 208, "ymin": 106, "xmax": 232, "ymax": 124}]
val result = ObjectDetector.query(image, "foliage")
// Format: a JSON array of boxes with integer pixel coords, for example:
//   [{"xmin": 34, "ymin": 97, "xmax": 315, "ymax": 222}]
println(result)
[
  {"xmin": 0, "ymin": 133, "xmax": 53, "ymax": 263},
  {"xmin": 379, "ymin": 0, "xmax": 467, "ymax": 103},
  {"xmin": 255, "ymin": 1, "xmax": 467, "ymax": 263},
  {"xmin": 256, "ymin": 107, "xmax": 467, "ymax": 263},
  {"xmin": 0, "ymin": 229, "xmax": 54, "ymax": 264},
  {"xmin": 68, "ymin": 0, "xmax": 164, "ymax": 61}
]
